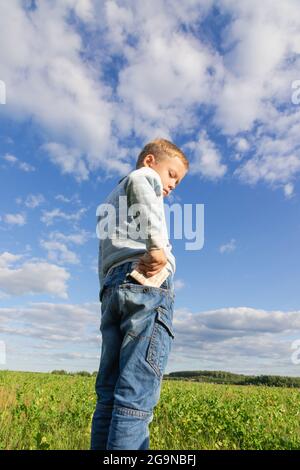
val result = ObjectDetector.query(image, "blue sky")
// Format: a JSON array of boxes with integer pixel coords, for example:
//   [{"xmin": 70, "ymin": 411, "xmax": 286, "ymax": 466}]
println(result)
[{"xmin": 1, "ymin": 0, "xmax": 300, "ymax": 375}]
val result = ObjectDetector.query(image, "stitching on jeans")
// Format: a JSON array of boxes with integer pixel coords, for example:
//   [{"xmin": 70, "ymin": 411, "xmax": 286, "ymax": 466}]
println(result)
[
  {"xmin": 119, "ymin": 283, "xmax": 173, "ymax": 300},
  {"xmin": 128, "ymin": 331, "xmax": 151, "ymax": 340},
  {"xmin": 156, "ymin": 308, "xmax": 175, "ymax": 339},
  {"xmin": 146, "ymin": 309, "xmax": 172, "ymax": 378},
  {"xmin": 114, "ymin": 405, "xmax": 151, "ymax": 418}
]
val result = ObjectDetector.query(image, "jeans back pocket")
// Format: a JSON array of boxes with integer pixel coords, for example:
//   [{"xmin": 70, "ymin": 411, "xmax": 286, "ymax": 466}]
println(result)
[{"xmin": 146, "ymin": 306, "xmax": 175, "ymax": 378}]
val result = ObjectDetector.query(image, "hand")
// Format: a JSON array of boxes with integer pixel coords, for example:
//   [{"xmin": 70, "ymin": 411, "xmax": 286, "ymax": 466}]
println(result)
[{"xmin": 136, "ymin": 248, "xmax": 167, "ymax": 277}]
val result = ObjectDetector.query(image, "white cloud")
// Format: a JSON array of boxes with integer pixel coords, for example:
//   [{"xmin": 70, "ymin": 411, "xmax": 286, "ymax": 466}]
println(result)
[
  {"xmin": 40, "ymin": 240, "xmax": 80, "ymax": 265},
  {"xmin": 55, "ymin": 194, "xmax": 81, "ymax": 204},
  {"xmin": 42, "ymin": 143, "xmax": 89, "ymax": 182},
  {"xmin": 235, "ymin": 137, "xmax": 250, "ymax": 153},
  {"xmin": 2, "ymin": 153, "xmax": 35, "ymax": 172},
  {"xmin": 234, "ymin": 151, "xmax": 300, "ymax": 187},
  {"xmin": 2, "ymin": 301, "xmax": 300, "ymax": 374},
  {"xmin": 174, "ymin": 279, "xmax": 185, "ymax": 290},
  {"xmin": 55, "ymin": 194, "xmax": 72, "ymax": 203},
  {"xmin": 39, "ymin": 230, "xmax": 92, "ymax": 265},
  {"xmin": 233, "ymin": 108, "xmax": 300, "ymax": 194},
  {"xmin": 165, "ymin": 305, "xmax": 300, "ymax": 375},
  {"xmin": 3, "ymin": 154, "xmax": 17, "ymax": 164},
  {"xmin": 0, "ymin": 252, "xmax": 23, "ymax": 268},
  {"xmin": 24, "ymin": 194, "xmax": 45, "ymax": 209},
  {"xmin": 0, "ymin": 1, "xmax": 130, "ymax": 180},
  {"xmin": 172, "ymin": 306, "xmax": 300, "ymax": 345},
  {"xmin": 40, "ymin": 207, "xmax": 86, "ymax": 226},
  {"xmin": 108, "ymin": 1, "xmax": 223, "ymax": 142},
  {"xmin": 214, "ymin": 0, "xmax": 300, "ymax": 132},
  {"xmin": 0, "ymin": 0, "xmax": 300, "ymax": 196},
  {"xmin": 19, "ymin": 161, "xmax": 35, "ymax": 172},
  {"xmin": 213, "ymin": 0, "xmax": 300, "ymax": 193},
  {"xmin": 3, "ymin": 213, "xmax": 26, "ymax": 226},
  {"xmin": 48, "ymin": 230, "xmax": 91, "ymax": 245},
  {"xmin": 0, "ymin": 301, "xmax": 98, "ymax": 344},
  {"xmin": 15, "ymin": 193, "xmax": 45, "ymax": 209},
  {"xmin": 0, "ymin": 252, "xmax": 69, "ymax": 298},
  {"xmin": 110, "ymin": 0, "xmax": 300, "ymax": 193},
  {"xmin": 228, "ymin": 136, "xmax": 251, "ymax": 162},
  {"xmin": 219, "ymin": 238, "xmax": 236, "ymax": 254},
  {"xmin": 0, "ymin": 0, "xmax": 221, "ymax": 179},
  {"xmin": 283, "ymin": 183, "xmax": 294, "ymax": 199},
  {"xmin": 184, "ymin": 130, "xmax": 227, "ymax": 180}
]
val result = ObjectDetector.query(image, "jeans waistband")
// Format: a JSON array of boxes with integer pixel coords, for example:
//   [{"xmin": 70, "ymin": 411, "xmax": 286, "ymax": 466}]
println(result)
[{"xmin": 99, "ymin": 261, "xmax": 174, "ymax": 302}]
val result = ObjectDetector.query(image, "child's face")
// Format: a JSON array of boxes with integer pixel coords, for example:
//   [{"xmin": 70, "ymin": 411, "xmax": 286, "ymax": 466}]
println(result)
[{"xmin": 143, "ymin": 154, "xmax": 188, "ymax": 197}]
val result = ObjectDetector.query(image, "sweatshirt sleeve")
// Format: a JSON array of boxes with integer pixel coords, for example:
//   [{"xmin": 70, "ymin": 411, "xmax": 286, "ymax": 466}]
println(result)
[{"xmin": 124, "ymin": 171, "xmax": 164, "ymax": 250}]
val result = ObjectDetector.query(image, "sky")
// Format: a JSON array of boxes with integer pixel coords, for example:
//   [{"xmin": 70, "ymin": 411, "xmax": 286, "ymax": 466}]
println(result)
[{"xmin": 1, "ymin": 0, "xmax": 300, "ymax": 376}]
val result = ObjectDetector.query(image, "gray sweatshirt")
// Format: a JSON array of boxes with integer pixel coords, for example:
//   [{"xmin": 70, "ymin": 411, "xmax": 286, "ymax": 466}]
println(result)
[{"xmin": 96, "ymin": 166, "xmax": 176, "ymax": 287}]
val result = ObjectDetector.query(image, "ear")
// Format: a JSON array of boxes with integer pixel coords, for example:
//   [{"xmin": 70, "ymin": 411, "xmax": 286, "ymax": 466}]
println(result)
[{"xmin": 144, "ymin": 154, "xmax": 156, "ymax": 166}]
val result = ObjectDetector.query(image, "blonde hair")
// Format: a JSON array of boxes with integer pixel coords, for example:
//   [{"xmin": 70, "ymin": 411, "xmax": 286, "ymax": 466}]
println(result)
[{"xmin": 136, "ymin": 138, "xmax": 189, "ymax": 170}]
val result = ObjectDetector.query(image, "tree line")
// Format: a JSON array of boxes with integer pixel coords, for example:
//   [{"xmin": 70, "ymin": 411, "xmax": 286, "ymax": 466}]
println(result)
[
  {"xmin": 164, "ymin": 370, "xmax": 300, "ymax": 388},
  {"xmin": 50, "ymin": 369, "xmax": 300, "ymax": 387}
]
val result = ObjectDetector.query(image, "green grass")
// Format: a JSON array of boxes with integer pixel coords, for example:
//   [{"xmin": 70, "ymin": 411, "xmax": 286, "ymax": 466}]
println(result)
[{"xmin": 0, "ymin": 370, "xmax": 299, "ymax": 450}]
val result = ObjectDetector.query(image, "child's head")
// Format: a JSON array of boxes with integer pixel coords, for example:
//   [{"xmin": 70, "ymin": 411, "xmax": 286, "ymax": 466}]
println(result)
[{"xmin": 136, "ymin": 138, "xmax": 189, "ymax": 197}]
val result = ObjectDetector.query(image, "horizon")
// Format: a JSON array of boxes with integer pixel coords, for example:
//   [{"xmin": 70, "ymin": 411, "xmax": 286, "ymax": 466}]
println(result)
[{"xmin": 2, "ymin": 368, "xmax": 300, "ymax": 380}]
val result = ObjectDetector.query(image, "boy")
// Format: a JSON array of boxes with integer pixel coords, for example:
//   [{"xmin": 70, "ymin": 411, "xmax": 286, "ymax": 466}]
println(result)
[{"xmin": 91, "ymin": 138, "xmax": 188, "ymax": 450}]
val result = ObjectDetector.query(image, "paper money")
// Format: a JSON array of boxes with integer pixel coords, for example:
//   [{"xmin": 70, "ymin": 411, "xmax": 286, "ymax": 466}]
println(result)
[{"xmin": 128, "ymin": 263, "xmax": 170, "ymax": 288}]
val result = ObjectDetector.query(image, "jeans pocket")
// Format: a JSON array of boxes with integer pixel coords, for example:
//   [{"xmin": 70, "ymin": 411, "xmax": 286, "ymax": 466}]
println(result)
[
  {"xmin": 122, "ymin": 272, "xmax": 142, "ymax": 286},
  {"xmin": 146, "ymin": 306, "xmax": 175, "ymax": 378}
]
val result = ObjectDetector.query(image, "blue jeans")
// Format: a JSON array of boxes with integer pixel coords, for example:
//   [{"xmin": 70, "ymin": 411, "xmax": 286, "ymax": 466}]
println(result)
[{"xmin": 90, "ymin": 261, "xmax": 175, "ymax": 450}]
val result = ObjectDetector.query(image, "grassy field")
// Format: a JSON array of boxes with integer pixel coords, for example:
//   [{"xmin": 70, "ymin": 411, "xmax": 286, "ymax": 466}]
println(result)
[{"xmin": 0, "ymin": 370, "xmax": 299, "ymax": 450}]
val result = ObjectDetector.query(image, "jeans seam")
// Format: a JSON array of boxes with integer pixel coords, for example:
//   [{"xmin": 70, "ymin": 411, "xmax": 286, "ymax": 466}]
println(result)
[
  {"xmin": 114, "ymin": 405, "xmax": 152, "ymax": 418},
  {"xmin": 146, "ymin": 310, "xmax": 172, "ymax": 378}
]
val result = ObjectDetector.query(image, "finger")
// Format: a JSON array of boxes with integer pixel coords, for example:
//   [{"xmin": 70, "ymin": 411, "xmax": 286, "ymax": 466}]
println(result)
[
  {"xmin": 136, "ymin": 262, "xmax": 163, "ymax": 275},
  {"xmin": 136, "ymin": 265, "xmax": 156, "ymax": 277},
  {"xmin": 145, "ymin": 269, "xmax": 161, "ymax": 277},
  {"xmin": 140, "ymin": 261, "xmax": 163, "ymax": 269},
  {"xmin": 138, "ymin": 262, "xmax": 160, "ymax": 271},
  {"xmin": 136, "ymin": 265, "xmax": 148, "ymax": 275},
  {"xmin": 136, "ymin": 263, "xmax": 147, "ymax": 272}
]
